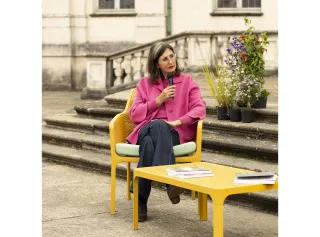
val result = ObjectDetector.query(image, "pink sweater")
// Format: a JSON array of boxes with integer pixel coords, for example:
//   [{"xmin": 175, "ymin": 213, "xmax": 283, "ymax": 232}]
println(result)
[{"xmin": 126, "ymin": 73, "xmax": 206, "ymax": 144}]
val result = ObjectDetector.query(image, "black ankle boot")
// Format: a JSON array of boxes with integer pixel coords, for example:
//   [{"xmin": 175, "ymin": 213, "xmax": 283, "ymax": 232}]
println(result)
[
  {"xmin": 138, "ymin": 195, "xmax": 148, "ymax": 222},
  {"xmin": 167, "ymin": 185, "xmax": 183, "ymax": 204}
]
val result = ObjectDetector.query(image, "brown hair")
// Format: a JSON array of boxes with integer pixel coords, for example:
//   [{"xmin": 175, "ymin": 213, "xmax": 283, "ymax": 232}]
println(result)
[{"xmin": 147, "ymin": 42, "xmax": 181, "ymax": 83}]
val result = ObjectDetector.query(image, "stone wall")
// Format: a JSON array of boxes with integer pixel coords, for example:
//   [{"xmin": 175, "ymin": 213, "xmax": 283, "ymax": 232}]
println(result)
[
  {"xmin": 42, "ymin": 0, "xmax": 277, "ymax": 91},
  {"xmin": 42, "ymin": 42, "xmax": 138, "ymax": 90}
]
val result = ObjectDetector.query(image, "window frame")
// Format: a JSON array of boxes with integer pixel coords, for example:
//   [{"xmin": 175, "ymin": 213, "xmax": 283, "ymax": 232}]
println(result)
[
  {"xmin": 211, "ymin": 0, "xmax": 263, "ymax": 16},
  {"xmin": 90, "ymin": 0, "xmax": 137, "ymax": 17}
]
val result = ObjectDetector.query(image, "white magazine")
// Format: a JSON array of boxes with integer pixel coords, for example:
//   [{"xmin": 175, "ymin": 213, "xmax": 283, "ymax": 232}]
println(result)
[{"xmin": 166, "ymin": 167, "xmax": 213, "ymax": 178}]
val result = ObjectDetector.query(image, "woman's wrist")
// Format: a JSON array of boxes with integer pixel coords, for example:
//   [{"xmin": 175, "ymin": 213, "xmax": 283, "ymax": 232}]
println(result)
[
  {"xmin": 155, "ymin": 96, "xmax": 163, "ymax": 106},
  {"xmin": 176, "ymin": 120, "xmax": 182, "ymax": 126}
]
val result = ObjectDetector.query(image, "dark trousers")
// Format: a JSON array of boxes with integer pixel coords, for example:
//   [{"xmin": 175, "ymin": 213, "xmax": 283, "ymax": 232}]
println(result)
[{"xmin": 135, "ymin": 120, "xmax": 180, "ymax": 200}]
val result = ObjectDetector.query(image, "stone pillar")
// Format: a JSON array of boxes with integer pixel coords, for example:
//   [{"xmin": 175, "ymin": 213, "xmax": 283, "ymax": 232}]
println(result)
[
  {"xmin": 132, "ymin": 52, "xmax": 143, "ymax": 81},
  {"xmin": 113, "ymin": 57, "xmax": 124, "ymax": 86},
  {"xmin": 141, "ymin": 50, "xmax": 149, "ymax": 77},
  {"xmin": 122, "ymin": 55, "xmax": 133, "ymax": 84},
  {"xmin": 218, "ymin": 36, "xmax": 229, "ymax": 67},
  {"xmin": 211, "ymin": 36, "xmax": 219, "ymax": 67},
  {"xmin": 177, "ymin": 39, "xmax": 186, "ymax": 68},
  {"xmin": 188, "ymin": 37, "xmax": 211, "ymax": 68},
  {"xmin": 81, "ymin": 57, "xmax": 107, "ymax": 99}
]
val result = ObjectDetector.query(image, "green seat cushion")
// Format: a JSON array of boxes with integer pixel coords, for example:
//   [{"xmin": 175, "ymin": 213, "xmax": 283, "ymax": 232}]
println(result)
[{"xmin": 115, "ymin": 141, "xmax": 196, "ymax": 157}]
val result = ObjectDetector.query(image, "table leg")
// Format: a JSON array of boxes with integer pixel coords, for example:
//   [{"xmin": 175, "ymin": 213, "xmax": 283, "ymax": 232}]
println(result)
[
  {"xmin": 198, "ymin": 192, "xmax": 207, "ymax": 220},
  {"xmin": 133, "ymin": 176, "xmax": 139, "ymax": 230},
  {"xmin": 212, "ymin": 203, "xmax": 224, "ymax": 237},
  {"xmin": 198, "ymin": 193, "xmax": 201, "ymax": 215}
]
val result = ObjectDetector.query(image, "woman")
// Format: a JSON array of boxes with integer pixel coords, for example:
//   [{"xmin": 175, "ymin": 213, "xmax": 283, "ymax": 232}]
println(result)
[{"xmin": 127, "ymin": 41, "xmax": 206, "ymax": 222}]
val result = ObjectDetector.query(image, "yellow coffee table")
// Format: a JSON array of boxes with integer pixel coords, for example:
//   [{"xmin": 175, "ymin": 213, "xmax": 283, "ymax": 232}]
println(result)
[{"xmin": 133, "ymin": 162, "xmax": 278, "ymax": 237}]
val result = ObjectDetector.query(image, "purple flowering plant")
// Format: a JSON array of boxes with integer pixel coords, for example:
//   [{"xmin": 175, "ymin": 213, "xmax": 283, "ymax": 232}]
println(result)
[
  {"xmin": 223, "ymin": 18, "xmax": 270, "ymax": 107},
  {"xmin": 195, "ymin": 18, "xmax": 270, "ymax": 108}
]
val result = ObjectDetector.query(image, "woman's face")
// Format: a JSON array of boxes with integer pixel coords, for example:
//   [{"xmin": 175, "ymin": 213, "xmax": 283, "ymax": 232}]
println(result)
[{"xmin": 157, "ymin": 48, "xmax": 177, "ymax": 78}]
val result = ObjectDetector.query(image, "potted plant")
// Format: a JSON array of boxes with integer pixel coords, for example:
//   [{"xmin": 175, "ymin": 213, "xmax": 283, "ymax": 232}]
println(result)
[
  {"xmin": 202, "ymin": 62, "xmax": 231, "ymax": 120},
  {"xmin": 224, "ymin": 17, "xmax": 269, "ymax": 121},
  {"xmin": 228, "ymin": 105, "xmax": 241, "ymax": 122},
  {"xmin": 239, "ymin": 17, "xmax": 269, "ymax": 86},
  {"xmin": 235, "ymin": 76, "xmax": 262, "ymax": 123},
  {"xmin": 252, "ymin": 88, "xmax": 270, "ymax": 108},
  {"xmin": 224, "ymin": 35, "xmax": 246, "ymax": 122},
  {"xmin": 195, "ymin": 17, "xmax": 270, "ymax": 122},
  {"xmin": 195, "ymin": 37, "xmax": 232, "ymax": 120}
]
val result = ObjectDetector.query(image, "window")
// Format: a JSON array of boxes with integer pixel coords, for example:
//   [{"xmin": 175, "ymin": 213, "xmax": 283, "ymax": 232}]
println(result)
[
  {"xmin": 217, "ymin": 0, "xmax": 261, "ymax": 8},
  {"xmin": 211, "ymin": 0, "xmax": 262, "ymax": 16},
  {"xmin": 91, "ymin": 0, "xmax": 136, "ymax": 17},
  {"xmin": 242, "ymin": 0, "xmax": 261, "ymax": 8},
  {"xmin": 99, "ymin": 0, "xmax": 134, "ymax": 9}
]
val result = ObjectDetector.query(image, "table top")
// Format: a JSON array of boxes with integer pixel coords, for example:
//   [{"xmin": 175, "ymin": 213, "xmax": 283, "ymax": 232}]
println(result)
[{"xmin": 134, "ymin": 162, "xmax": 278, "ymax": 195}]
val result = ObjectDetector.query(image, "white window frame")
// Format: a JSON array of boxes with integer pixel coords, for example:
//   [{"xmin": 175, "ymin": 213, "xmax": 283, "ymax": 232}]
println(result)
[
  {"xmin": 212, "ymin": 0, "xmax": 262, "ymax": 15},
  {"xmin": 92, "ymin": 0, "xmax": 136, "ymax": 15}
]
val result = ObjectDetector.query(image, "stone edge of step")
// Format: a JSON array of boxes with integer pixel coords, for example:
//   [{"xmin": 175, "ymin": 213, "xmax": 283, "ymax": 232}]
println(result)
[
  {"xmin": 42, "ymin": 126, "xmax": 277, "ymax": 161},
  {"xmin": 44, "ymin": 114, "xmax": 278, "ymax": 139}
]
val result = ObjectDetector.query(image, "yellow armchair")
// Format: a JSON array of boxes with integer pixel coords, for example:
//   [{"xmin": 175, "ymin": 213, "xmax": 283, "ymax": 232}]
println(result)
[{"xmin": 109, "ymin": 88, "xmax": 203, "ymax": 214}]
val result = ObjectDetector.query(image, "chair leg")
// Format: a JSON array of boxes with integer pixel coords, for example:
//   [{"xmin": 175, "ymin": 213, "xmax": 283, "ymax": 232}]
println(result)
[
  {"xmin": 110, "ymin": 162, "xmax": 117, "ymax": 214},
  {"xmin": 127, "ymin": 162, "xmax": 131, "ymax": 200},
  {"xmin": 192, "ymin": 190, "xmax": 196, "ymax": 200}
]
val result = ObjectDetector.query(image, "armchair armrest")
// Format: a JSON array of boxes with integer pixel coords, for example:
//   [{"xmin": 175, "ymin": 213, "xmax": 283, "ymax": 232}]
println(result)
[
  {"xmin": 195, "ymin": 119, "xmax": 203, "ymax": 156},
  {"xmin": 109, "ymin": 111, "xmax": 136, "ymax": 150}
]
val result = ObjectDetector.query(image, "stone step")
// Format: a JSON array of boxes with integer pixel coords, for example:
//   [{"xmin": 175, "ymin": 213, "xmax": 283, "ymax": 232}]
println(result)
[
  {"xmin": 42, "ymin": 126, "xmax": 110, "ymax": 152},
  {"xmin": 74, "ymin": 96, "xmax": 278, "ymax": 123},
  {"xmin": 44, "ymin": 114, "xmax": 109, "ymax": 135},
  {"xmin": 204, "ymin": 116, "xmax": 277, "ymax": 141},
  {"xmin": 44, "ymin": 113, "xmax": 277, "ymax": 141},
  {"xmin": 45, "ymin": 113, "xmax": 278, "ymax": 138},
  {"xmin": 42, "ymin": 143, "xmax": 278, "ymax": 214},
  {"xmin": 202, "ymin": 132, "xmax": 277, "ymax": 161},
  {"xmin": 42, "ymin": 124, "xmax": 277, "ymax": 162}
]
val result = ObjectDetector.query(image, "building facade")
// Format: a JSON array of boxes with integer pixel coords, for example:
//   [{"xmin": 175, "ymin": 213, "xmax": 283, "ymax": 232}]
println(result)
[{"xmin": 42, "ymin": 0, "xmax": 278, "ymax": 92}]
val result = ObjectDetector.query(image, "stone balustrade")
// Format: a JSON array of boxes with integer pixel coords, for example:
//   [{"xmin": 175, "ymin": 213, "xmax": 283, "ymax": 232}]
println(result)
[{"xmin": 84, "ymin": 31, "xmax": 278, "ymax": 99}]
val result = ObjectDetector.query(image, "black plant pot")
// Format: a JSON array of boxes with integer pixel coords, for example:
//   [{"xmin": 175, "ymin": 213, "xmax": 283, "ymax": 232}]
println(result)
[
  {"xmin": 252, "ymin": 99, "xmax": 260, "ymax": 108},
  {"xmin": 252, "ymin": 97, "xmax": 268, "ymax": 109},
  {"xmin": 241, "ymin": 108, "xmax": 255, "ymax": 123},
  {"xmin": 229, "ymin": 108, "xmax": 241, "ymax": 122},
  {"xmin": 216, "ymin": 106, "xmax": 229, "ymax": 120},
  {"xmin": 259, "ymin": 97, "xmax": 267, "ymax": 108}
]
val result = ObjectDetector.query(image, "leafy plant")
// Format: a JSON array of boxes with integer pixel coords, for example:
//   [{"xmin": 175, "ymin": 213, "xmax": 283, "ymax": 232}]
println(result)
[
  {"xmin": 195, "ymin": 38, "xmax": 233, "ymax": 107},
  {"xmin": 235, "ymin": 76, "xmax": 262, "ymax": 108},
  {"xmin": 194, "ymin": 17, "xmax": 270, "ymax": 109},
  {"xmin": 260, "ymin": 89, "xmax": 270, "ymax": 98},
  {"xmin": 239, "ymin": 17, "xmax": 269, "ymax": 83}
]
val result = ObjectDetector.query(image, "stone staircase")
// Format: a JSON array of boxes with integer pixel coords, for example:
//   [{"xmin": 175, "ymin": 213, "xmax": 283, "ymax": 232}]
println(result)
[{"xmin": 42, "ymin": 73, "xmax": 278, "ymax": 214}]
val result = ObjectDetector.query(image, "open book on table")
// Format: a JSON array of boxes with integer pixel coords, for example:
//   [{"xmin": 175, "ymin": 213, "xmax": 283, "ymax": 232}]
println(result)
[
  {"xmin": 233, "ymin": 172, "xmax": 277, "ymax": 184},
  {"xmin": 166, "ymin": 167, "xmax": 214, "ymax": 179}
]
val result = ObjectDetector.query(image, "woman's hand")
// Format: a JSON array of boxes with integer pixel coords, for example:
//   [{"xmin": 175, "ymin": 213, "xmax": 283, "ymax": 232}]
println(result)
[
  {"xmin": 156, "ymin": 85, "xmax": 176, "ymax": 106},
  {"xmin": 164, "ymin": 120, "xmax": 182, "ymax": 128}
]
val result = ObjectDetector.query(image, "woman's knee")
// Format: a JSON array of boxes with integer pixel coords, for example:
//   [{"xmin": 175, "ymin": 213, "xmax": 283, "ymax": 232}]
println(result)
[
  {"xmin": 140, "ymin": 135, "xmax": 154, "ymax": 151},
  {"xmin": 150, "ymin": 119, "xmax": 171, "ymax": 132}
]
